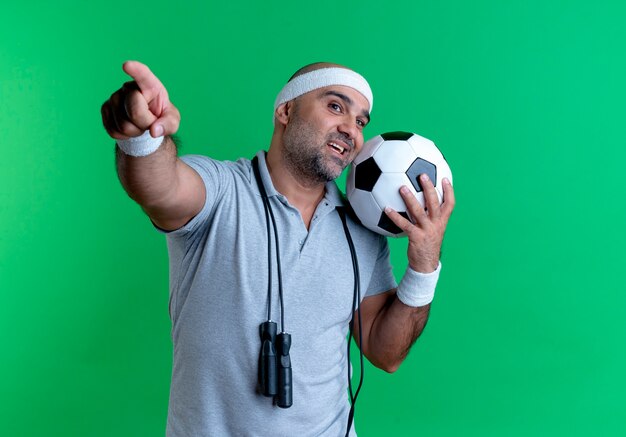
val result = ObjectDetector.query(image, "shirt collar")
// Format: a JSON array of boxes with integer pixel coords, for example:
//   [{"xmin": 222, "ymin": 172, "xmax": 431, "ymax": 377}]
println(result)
[
  {"xmin": 254, "ymin": 150, "xmax": 280, "ymax": 197},
  {"xmin": 253, "ymin": 150, "xmax": 347, "ymax": 208}
]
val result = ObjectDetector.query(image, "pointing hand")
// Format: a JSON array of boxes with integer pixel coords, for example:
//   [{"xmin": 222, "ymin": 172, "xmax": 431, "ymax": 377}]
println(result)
[{"xmin": 101, "ymin": 61, "xmax": 180, "ymax": 140}]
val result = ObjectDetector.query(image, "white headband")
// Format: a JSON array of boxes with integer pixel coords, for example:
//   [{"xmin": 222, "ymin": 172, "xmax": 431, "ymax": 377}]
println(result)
[{"xmin": 274, "ymin": 67, "xmax": 373, "ymax": 114}]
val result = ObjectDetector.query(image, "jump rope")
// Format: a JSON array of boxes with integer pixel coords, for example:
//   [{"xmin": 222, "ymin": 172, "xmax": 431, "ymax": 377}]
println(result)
[{"xmin": 252, "ymin": 156, "xmax": 364, "ymax": 436}]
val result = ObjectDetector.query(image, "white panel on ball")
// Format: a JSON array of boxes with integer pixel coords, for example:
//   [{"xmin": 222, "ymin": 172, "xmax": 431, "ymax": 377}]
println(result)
[
  {"xmin": 371, "ymin": 173, "xmax": 422, "ymax": 211},
  {"xmin": 406, "ymin": 133, "xmax": 434, "ymax": 151},
  {"xmin": 407, "ymin": 136, "xmax": 452, "ymax": 183},
  {"xmin": 348, "ymin": 188, "xmax": 383, "ymax": 229},
  {"xmin": 353, "ymin": 135, "xmax": 384, "ymax": 166},
  {"xmin": 373, "ymin": 140, "xmax": 417, "ymax": 173}
]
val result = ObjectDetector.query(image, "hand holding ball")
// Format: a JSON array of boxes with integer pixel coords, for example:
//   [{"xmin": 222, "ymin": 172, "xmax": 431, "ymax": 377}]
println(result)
[{"xmin": 346, "ymin": 132, "xmax": 453, "ymax": 237}]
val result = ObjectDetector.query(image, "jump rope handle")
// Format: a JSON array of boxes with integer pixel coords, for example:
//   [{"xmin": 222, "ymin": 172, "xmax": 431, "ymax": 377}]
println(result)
[
  {"xmin": 259, "ymin": 321, "xmax": 278, "ymax": 396},
  {"xmin": 276, "ymin": 332, "xmax": 292, "ymax": 408}
]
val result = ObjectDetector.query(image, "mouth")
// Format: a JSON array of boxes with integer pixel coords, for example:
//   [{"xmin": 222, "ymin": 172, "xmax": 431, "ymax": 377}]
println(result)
[{"xmin": 327, "ymin": 140, "xmax": 351, "ymax": 157}]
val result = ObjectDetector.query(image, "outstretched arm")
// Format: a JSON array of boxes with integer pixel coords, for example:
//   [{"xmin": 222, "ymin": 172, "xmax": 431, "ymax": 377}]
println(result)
[
  {"xmin": 101, "ymin": 61, "xmax": 205, "ymax": 230},
  {"xmin": 354, "ymin": 175, "xmax": 455, "ymax": 373}
]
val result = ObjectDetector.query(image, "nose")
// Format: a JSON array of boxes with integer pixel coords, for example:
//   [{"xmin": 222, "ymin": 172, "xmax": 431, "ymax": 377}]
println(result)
[{"xmin": 338, "ymin": 118, "xmax": 359, "ymax": 147}]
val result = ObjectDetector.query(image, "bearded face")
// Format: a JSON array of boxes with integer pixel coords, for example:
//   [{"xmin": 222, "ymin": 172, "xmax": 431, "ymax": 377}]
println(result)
[{"xmin": 281, "ymin": 104, "xmax": 355, "ymax": 185}]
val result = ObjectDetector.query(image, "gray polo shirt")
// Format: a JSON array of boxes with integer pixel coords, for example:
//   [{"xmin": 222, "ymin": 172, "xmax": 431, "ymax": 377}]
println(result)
[{"xmin": 162, "ymin": 151, "xmax": 397, "ymax": 437}]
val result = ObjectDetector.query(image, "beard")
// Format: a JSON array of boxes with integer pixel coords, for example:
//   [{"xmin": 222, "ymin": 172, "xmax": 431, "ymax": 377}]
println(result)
[{"xmin": 282, "ymin": 110, "xmax": 354, "ymax": 186}]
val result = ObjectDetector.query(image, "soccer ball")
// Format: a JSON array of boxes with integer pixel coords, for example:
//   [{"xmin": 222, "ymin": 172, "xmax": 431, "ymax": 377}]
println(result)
[{"xmin": 346, "ymin": 131, "xmax": 453, "ymax": 237}]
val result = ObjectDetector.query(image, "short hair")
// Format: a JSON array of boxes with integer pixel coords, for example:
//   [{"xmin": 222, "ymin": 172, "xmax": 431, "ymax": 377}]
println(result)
[{"xmin": 287, "ymin": 62, "xmax": 348, "ymax": 82}]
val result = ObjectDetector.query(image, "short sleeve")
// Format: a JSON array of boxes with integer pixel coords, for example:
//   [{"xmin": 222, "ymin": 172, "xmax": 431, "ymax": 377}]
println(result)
[
  {"xmin": 363, "ymin": 235, "xmax": 397, "ymax": 297},
  {"xmin": 154, "ymin": 155, "xmax": 230, "ymax": 237}
]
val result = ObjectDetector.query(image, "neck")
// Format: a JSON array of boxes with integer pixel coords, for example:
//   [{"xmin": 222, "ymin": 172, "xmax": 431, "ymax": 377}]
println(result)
[{"xmin": 265, "ymin": 146, "xmax": 326, "ymax": 229}]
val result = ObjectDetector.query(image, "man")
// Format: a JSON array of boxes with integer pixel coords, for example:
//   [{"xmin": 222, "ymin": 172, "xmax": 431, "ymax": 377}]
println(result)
[{"xmin": 101, "ymin": 61, "xmax": 454, "ymax": 436}]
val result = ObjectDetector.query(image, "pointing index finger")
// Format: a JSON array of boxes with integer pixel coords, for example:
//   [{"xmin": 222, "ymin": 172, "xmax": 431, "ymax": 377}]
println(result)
[
  {"xmin": 121, "ymin": 60, "xmax": 172, "ymax": 121},
  {"xmin": 122, "ymin": 60, "xmax": 166, "ymax": 98}
]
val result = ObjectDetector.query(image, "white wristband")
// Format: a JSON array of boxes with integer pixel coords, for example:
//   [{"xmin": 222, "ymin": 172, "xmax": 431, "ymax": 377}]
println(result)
[
  {"xmin": 396, "ymin": 262, "xmax": 442, "ymax": 307},
  {"xmin": 116, "ymin": 130, "xmax": 164, "ymax": 157}
]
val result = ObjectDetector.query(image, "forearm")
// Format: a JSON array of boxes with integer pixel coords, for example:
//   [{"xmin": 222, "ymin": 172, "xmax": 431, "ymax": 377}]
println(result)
[
  {"xmin": 115, "ymin": 134, "xmax": 205, "ymax": 230},
  {"xmin": 358, "ymin": 263, "xmax": 441, "ymax": 373},
  {"xmin": 363, "ymin": 293, "xmax": 430, "ymax": 373},
  {"xmin": 115, "ymin": 135, "xmax": 179, "ymax": 209}
]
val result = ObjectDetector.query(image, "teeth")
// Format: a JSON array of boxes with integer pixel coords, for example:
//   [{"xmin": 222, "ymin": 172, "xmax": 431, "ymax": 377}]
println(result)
[{"xmin": 329, "ymin": 142, "xmax": 345, "ymax": 154}]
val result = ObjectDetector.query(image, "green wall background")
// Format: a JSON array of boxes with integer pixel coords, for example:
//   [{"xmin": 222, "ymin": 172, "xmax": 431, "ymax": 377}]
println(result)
[{"xmin": 2, "ymin": 0, "xmax": 625, "ymax": 435}]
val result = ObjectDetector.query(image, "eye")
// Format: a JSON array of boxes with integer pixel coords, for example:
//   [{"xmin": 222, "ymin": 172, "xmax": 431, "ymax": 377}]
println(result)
[
  {"xmin": 329, "ymin": 102, "xmax": 343, "ymax": 112},
  {"xmin": 357, "ymin": 118, "xmax": 367, "ymax": 128}
]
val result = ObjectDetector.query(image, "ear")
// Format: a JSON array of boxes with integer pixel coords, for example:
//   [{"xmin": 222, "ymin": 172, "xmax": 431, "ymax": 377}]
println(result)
[{"xmin": 274, "ymin": 101, "xmax": 292, "ymax": 126}]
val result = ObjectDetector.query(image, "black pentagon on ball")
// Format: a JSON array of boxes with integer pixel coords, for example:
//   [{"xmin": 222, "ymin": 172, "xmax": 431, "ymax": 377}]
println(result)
[
  {"xmin": 406, "ymin": 158, "xmax": 437, "ymax": 193},
  {"xmin": 354, "ymin": 157, "xmax": 381, "ymax": 192},
  {"xmin": 380, "ymin": 131, "xmax": 414, "ymax": 141},
  {"xmin": 378, "ymin": 211, "xmax": 410, "ymax": 235}
]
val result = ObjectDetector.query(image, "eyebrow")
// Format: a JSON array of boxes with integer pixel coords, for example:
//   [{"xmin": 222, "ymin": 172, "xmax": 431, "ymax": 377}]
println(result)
[{"xmin": 321, "ymin": 90, "xmax": 371, "ymax": 124}]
